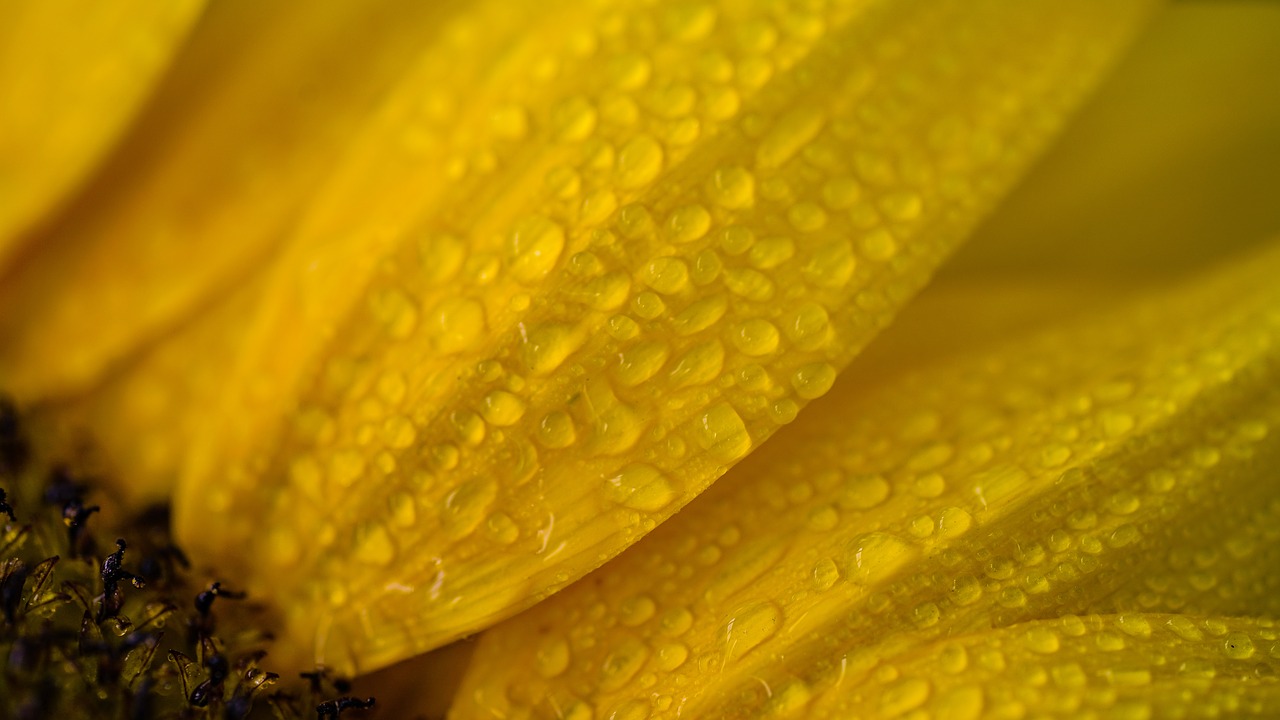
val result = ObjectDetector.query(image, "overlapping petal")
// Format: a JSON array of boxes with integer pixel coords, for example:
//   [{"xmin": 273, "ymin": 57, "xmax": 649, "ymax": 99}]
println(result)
[
  {"xmin": 5, "ymin": 1, "xmax": 1276, "ymax": 716},
  {"xmin": 452, "ymin": 240, "xmax": 1280, "ymax": 718},
  {"xmin": 0, "ymin": 0, "xmax": 205, "ymax": 264}
]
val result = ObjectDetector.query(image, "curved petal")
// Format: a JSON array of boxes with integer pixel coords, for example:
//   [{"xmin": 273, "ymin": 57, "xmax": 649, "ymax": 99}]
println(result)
[
  {"xmin": 808, "ymin": 614, "xmax": 1280, "ymax": 718},
  {"xmin": 0, "ymin": 0, "xmax": 205, "ymax": 265},
  {"xmin": 944, "ymin": 0, "xmax": 1280, "ymax": 280},
  {"xmin": 0, "ymin": 0, "xmax": 489, "ymax": 400},
  {"xmin": 134, "ymin": 0, "xmax": 1155, "ymax": 675},
  {"xmin": 452, "ymin": 239, "xmax": 1280, "ymax": 718}
]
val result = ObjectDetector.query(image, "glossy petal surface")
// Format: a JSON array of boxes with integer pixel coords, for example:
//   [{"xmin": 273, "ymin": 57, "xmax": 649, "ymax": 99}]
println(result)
[
  {"xmin": 454, "ymin": 241, "xmax": 1280, "ymax": 718},
  {"xmin": 149, "ymin": 0, "xmax": 1152, "ymax": 675}
]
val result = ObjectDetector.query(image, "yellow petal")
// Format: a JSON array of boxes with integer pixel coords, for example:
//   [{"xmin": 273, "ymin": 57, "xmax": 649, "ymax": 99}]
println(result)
[
  {"xmin": 0, "ymin": 0, "xmax": 205, "ymax": 264},
  {"xmin": 945, "ymin": 0, "xmax": 1280, "ymax": 280},
  {"xmin": 27, "ymin": 0, "xmax": 589, "ymax": 505},
  {"xmin": 813, "ymin": 614, "xmax": 1280, "ymax": 718},
  {"xmin": 452, "ymin": 239, "xmax": 1280, "ymax": 718},
  {"xmin": 133, "ymin": 0, "xmax": 1156, "ymax": 676},
  {"xmin": 0, "ymin": 1, "xmax": 494, "ymax": 400}
]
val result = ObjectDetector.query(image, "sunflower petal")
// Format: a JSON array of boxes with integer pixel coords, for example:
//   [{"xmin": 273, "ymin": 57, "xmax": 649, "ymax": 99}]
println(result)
[
  {"xmin": 452, "ymin": 240, "xmax": 1280, "ymax": 718},
  {"xmin": 133, "ymin": 0, "xmax": 1157, "ymax": 675},
  {"xmin": 945, "ymin": 0, "xmax": 1280, "ymax": 280},
  {"xmin": 0, "ymin": 0, "xmax": 499, "ymax": 399},
  {"xmin": 0, "ymin": 0, "xmax": 205, "ymax": 264},
  {"xmin": 811, "ymin": 614, "xmax": 1280, "ymax": 718}
]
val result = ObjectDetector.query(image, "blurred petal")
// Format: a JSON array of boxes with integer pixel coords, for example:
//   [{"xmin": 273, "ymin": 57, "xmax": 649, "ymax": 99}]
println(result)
[
  {"xmin": 0, "ymin": 0, "xmax": 492, "ymax": 399},
  {"xmin": 943, "ymin": 0, "xmax": 1280, "ymax": 280},
  {"xmin": 453, "ymin": 239, "xmax": 1280, "ymax": 718},
  {"xmin": 0, "ymin": 0, "xmax": 205, "ymax": 263}
]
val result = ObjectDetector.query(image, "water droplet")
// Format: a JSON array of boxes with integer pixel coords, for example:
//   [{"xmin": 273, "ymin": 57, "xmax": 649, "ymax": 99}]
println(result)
[
  {"xmin": 720, "ymin": 226, "xmax": 754, "ymax": 255},
  {"xmin": 481, "ymin": 390, "xmax": 526, "ymax": 427},
  {"xmin": 660, "ymin": 607, "xmax": 694, "ymax": 636},
  {"xmin": 1040, "ymin": 444, "xmax": 1072, "ymax": 468},
  {"xmin": 580, "ymin": 379, "xmax": 645, "ymax": 454},
  {"xmin": 545, "ymin": 165, "xmax": 582, "ymax": 198},
  {"xmin": 450, "ymin": 410, "xmax": 486, "ymax": 446},
  {"xmin": 629, "ymin": 294, "xmax": 664, "ymax": 323},
  {"xmin": 607, "ymin": 314, "xmax": 640, "ymax": 341},
  {"xmin": 371, "ymin": 288, "xmax": 419, "ymax": 339},
  {"xmin": 1224, "ymin": 632, "xmax": 1255, "ymax": 659},
  {"xmin": 667, "ymin": 204, "xmax": 712, "ymax": 244},
  {"xmin": 418, "ymin": 233, "xmax": 466, "ymax": 282},
  {"xmin": 811, "ymin": 557, "xmax": 840, "ymax": 590},
  {"xmin": 388, "ymin": 492, "xmax": 416, "ymax": 528},
  {"xmin": 723, "ymin": 267, "xmax": 775, "ymax": 301},
  {"xmin": 609, "ymin": 52, "xmax": 652, "ymax": 90},
  {"xmin": 724, "ymin": 601, "xmax": 781, "ymax": 661},
  {"xmin": 792, "ymin": 362, "xmax": 836, "ymax": 400},
  {"xmin": 535, "ymin": 636, "xmax": 571, "ymax": 678},
  {"xmin": 581, "ymin": 189, "xmax": 619, "ymax": 225},
  {"xmin": 707, "ymin": 166, "xmax": 755, "ymax": 209},
  {"xmin": 578, "ymin": 271, "xmax": 632, "ymax": 311},
  {"xmin": 644, "ymin": 257, "xmax": 691, "ymax": 294},
  {"xmin": 509, "ymin": 215, "xmax": 566, "ymax": 283},
  {"xmin": 1166, "ymin": 616, "xmax": 1203, "ymax": 641},
  {"xmin": 1116, "ymin": 615, "xmax": 1153, "ymax": 639},
  {"xmin": 879, "ymin": 677, "xmax": 930, "ymax": 716},
  {"xmin": 691, "ymin": 249, "xmax": 723, "ymax": 286},
  {"xmin": 757, "ymin": 107, "xmax": 824, "ymax": 169},
  {"xmin": 353, "ymin": 522, "xmax": 396, "ymax": 566},
  {"xmin": 523, "ymin": 324, "xmax": 584, "ymax": 375},
  {"xmin": 695, "ymin": 403, "xmax": 751, "ymax": 461},
  {"xmin": 620, "ymin": 595, "xmax": 657, "ymax": 627},
  {"xmin": 858, "ymin": 229, "xmax": 897, "ymax": 262},
  {"xmin": 802, "ymin": 240, "xmax": 855, "ymax": 288},
  {"xmin": 848, "ymin": 533, "xmax": 917, "ymax": 584},
  {"xmin": 485, "ymin": 512, "xmax": 520, "ymax": 544},
  {"xmin": 606, "ymin": 464, "xmax": 676, "ymax": 512},
  {"xmin": 806, "ymin": 505, "xmax": 839, "ymax": 533},
  {"xmin": 839, "ymin": 474, "xmax": 890, "ymax": 509},
  {"xmin": 671, "ymin": 296, "xmax": 728, "ymax": 336},
  {"xmin": 430, "ymin": 443, "xmax": 459, "ymax": 470},
  {"xmin": 616, "ymin": 341, "xmax": 670, "ymax": 386},
  {"xmin": 787, "ymin": 203, "xmax": 827, "ymax": 232},
  {"xmin": 908, "ymin": 515, "xmax": 935, "ymax": 538},
  {"xmin": 937, "ymin": 507, "xmax": 973, "ymax": 539},
  {"xmin": 656, "ymin": 642, "xmax": 688, "ymax": 671},
  {"xmin": 616, "ymin": 203, "xmax": 654, "ymax": 239},
  {"xmin": 949, "ymin": 575, "xmax": 983, "ymax": 606},
  {"xmin": 912, "ymin": 602, "xmax": 940, "ymax": 628},
  {"xmin": 1024, "ymin": 626, "xmax": 1061, "ymax": 654},
  {"xmin": 669, "ymin": 340, "xmax": 725, "ymax": 387},
  {"xmin": 328, "ymin": 451, "xmax": 366, "ymax": 488},
  {"xmin": 382, "ymin": 415, "xmax": 417, "ymax": 449},
  {"xmin": 617, "ymin": 135, "xmax": 664, "ymax": 188},
  {"xmin": 431, "ymin": 298, "xmax": 486, "ymax": 354},
  {"xmin": 600, "ymin": 638, "xmax": 650, "ymax": 691},
  {"xmin": 441, "ymin": 479, "xmax": 498, "ymax": 539},
  {"xmin": 732, "ymin": 319, "xmax": 780, "ymax": 356}
]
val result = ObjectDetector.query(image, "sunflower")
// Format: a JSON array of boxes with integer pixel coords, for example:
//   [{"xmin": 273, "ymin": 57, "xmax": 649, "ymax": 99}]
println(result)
[{"xmin": 1, "ymin": 0, "xmax": 1278, "ymax": 718}]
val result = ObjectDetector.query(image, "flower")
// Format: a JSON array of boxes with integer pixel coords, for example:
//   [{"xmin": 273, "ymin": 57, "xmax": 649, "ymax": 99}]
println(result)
[{"xmin": 1, "ymin": 0, "xmax": 1278, "ymax": 718}]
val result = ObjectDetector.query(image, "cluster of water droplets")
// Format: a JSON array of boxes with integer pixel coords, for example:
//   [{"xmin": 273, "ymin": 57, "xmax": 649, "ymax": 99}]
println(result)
[{"xmin": 455, "ymin": 233, "xmax": 1280, "ymax": 717}]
